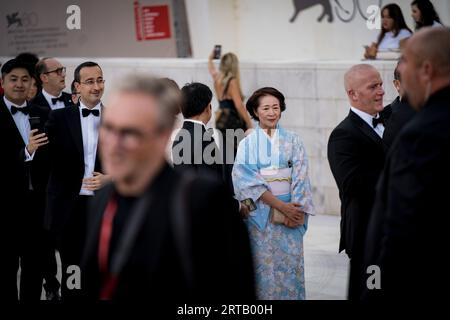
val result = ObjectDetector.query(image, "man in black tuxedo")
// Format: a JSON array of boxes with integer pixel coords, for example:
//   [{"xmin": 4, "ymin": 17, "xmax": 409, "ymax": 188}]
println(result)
[
  {"xmin": 31, "ymin": 57, "xmax": 73, "ymax": 300},
  {"xmin": 32, "ymin": 58, "xmax": 73, "ymax": 111},
  {"xmin": 172, "ymin": 82, "xmax": 223, "ymax": 178},
  {"xmin": 172, "ymin": 82, "xmax": 249, "ymax": 217},
  {"xmin": 81, "ymin": 75, "xmax": 255, "ymax": 301},
  {"xmin": 382, "ymin": 62, "xmax": 416, "ymax": 150},
  {"xmin": 45, "ymin": 61, "xmax": 110, "ymax": 299},
  {"xmin": 327, "ymin": 64, "xmax": 386, "ymax": 300},
  {"xmin": 0, "ymin": 59, "xmax": 49, "ymax": 300},
  {"xmin": 363, "ymin": 28, "xmax": 450, "ymax": 301}
]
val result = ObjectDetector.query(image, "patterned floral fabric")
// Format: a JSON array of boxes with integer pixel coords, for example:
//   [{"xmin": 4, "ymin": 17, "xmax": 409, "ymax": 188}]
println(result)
[{"xmin": 232, "ymin": 124, "xmax": 314, "ymax": 300}]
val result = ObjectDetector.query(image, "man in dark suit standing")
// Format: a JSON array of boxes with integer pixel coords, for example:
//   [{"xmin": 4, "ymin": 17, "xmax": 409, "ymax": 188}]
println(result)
[
  {"xmin": 45, "ymin": 61, "xmax": 110, "ymax": 299},
  {"xmin": 382, "ymin": 62, "xmax": 416, "ymax": 150},
  {"xmin": 327, "ymin": 64, "xmax": 386, "ymax": 300},
  {"xmin": 172, "ymin": 82, "xmax": 223, "ymax": 179},
  {"xmin": 32, "ymin": 58, "xmax": 73, "ymax": 111},
  {"xmin": 172, "ymin": 82, "xmax": 249, "ymax": 217},
  {"xmin": 81, "ymin": 75, "xmax": 255, "ymax": 301},
  {"xmin": 31, "ymin": 57, "xmax": 73, "ymax": 300},
  {"xmin": 0, "ymin": 59, "xmax": 49, "ymax": 300},
  {"xmin": 363, "ymin": 28, "xmax": 450, "ymax": 301}
]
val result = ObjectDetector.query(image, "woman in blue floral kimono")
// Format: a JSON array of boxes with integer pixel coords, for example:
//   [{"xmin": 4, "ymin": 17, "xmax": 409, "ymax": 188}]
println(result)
[{"xmin": 232, "ymin": 87, "xmax": 314, "ymax": 300}]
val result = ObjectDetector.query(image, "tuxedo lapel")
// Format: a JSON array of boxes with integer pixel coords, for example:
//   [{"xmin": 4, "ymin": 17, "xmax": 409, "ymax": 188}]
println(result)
[
  {"xmin": 349, "ymin": 110, "xmax": 383, "ymax": 147},
  {"xmin": 63, "ymin": 92, "xmax": 73, "ymax": 107},
  {"xmin": 66, "ymin": 105, "xmax": 84, "ymax": 161},
  {"xmin": 0, "ymin": 99, "xmax": 26, "ymax": 147},
  {"xmin": 31, "ymin": 91, "xmax": 52, "ymax": 113}
]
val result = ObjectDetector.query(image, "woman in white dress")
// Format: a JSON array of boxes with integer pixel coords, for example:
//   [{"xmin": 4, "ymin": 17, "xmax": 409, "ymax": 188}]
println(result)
[{"xmin": 364, "ymin": 3, "xmax": 412, "ymax": 59}]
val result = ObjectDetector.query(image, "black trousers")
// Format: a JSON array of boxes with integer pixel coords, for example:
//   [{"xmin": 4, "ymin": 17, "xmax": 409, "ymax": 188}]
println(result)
[
  {"xmin": 59, "ymin": 195, "xmax": 89, "ymax": 300},
  {"xmin": 19, "ymin": 190, "xmax": 49, "ymax": 300},
  {"xmin": 0, "ymin": 235, "xmax": 20, "ymax": 300},
  {"xmin": 348, "ymin": 254, "xmax": 365, "ymax": 300},
  {"xmin": 0, "ymin": 190, "xmax": 49, "ymax": 300}
]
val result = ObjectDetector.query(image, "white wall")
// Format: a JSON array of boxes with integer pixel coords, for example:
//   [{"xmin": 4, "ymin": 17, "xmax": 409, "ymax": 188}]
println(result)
[{"xmin": 187, "ymin": 0, "xmax": 450, "ymax": 60}]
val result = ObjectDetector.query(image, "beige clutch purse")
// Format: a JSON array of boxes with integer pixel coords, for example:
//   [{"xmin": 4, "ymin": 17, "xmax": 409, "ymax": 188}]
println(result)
[
  {"xmin": 270, "ymin": 208, "xmax": 286, "ymax": 224},
  {"xmin": 270, "ymin": 208, "xmax": 305, "ymax": 226}
]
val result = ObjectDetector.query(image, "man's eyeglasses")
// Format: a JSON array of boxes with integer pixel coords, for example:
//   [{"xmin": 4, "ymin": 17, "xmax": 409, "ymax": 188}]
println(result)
[
  {"xmin": 100, "ymin": 122, "xmax": 161, "ymax": 148},
  {"xmin": 80, "ymin": 79, "xmax": 106, "ymax": 86},
  {"xmin": 44, "ymin": 67, "xmax": 66, "ymax": 76}
]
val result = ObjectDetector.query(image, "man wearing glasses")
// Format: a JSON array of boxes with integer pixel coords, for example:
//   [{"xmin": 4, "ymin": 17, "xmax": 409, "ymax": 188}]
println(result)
[
  {"xmin": 33, "ymin": 58, "xmax": 73, "ymax": 112},
  {"xmin": 29, "ymin": 57, "xmax": 74, "ymax": 300},
  {"xmin": 45, "ymin": 61, "xmax": 110, "ymax": 300}
]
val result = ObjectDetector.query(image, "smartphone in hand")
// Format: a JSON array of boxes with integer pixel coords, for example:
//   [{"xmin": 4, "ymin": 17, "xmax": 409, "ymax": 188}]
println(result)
[
  {"xmin": 213, "ymin": 44, "xmax": 222, "ymax": 59},
  {"xmin": 29, "ymin": 116, "xmax": 42, "ymax": 132},
  {"xmin": 241, "ymin": 198, "xmax": 257, "ymax": 211}
]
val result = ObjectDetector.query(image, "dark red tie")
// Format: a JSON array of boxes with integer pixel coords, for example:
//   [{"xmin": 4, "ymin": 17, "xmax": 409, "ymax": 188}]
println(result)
[{"xmin": 98, "ymin": 195, "xmax": 118, "ymax": 299}]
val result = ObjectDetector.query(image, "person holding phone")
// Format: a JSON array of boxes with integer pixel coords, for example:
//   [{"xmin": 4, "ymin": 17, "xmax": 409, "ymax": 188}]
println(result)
[
  {"xmin": 208, "ymin": 48, "xmax": 253, "ymax": 133},
  {"xmin": 0, "ymin": 58, "xmax": 50, "ymax": 300},
  {"xmin": 232, "ymin": 87, "xmax": 314, "ymax": 300},
  {"xmin": 208, "ymin": 48, "xmax": 253, "ymax": 193}
]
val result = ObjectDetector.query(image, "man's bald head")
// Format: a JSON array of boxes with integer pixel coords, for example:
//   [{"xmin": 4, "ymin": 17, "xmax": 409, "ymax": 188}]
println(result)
[
  {"xmin": 398, "ymin": 27, "xmax": 450, "ymax": 110},
  {"xmin": 344, "ymin": 64, "xmax": 384, "ymax": 115},
  {"xmin": 344, "ymin": 64, "xmax": 378, "ymax": 92},
  {"xmin": 408, "ymin": 28, "xmax": 450, "ymax": 77}
]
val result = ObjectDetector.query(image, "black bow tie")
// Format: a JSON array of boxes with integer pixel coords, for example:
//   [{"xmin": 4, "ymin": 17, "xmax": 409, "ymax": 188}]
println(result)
[
  {"xmin": 372, "ymin": 116, "xmax": 385, "ymax": 128},
  {"xmin": 51, "ymin": 96, "xmax": 65, "ymax": 104},
  {"xmin": 82, "ymin": 108, "xmax": 100, "ymax": 117},
  {"xmin": 11, "ymin": 105, "xmax": 30, "ymax": 115}
]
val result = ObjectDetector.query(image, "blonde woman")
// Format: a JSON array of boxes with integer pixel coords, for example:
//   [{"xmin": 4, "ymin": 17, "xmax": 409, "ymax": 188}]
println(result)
[
  {"xmin": 208, "ymin": 50, "xmax": 253, "ymax": 132},
  {"xmin": 209, "ymin": 50, "xmax": 253, "ymax": 192}
]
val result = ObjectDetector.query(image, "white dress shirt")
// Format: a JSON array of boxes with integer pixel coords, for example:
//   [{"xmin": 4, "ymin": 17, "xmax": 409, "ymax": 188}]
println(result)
[
  {"xmin": 350, "ymin": 106, "xmax": 385, "ymax": 138},
  {"xmin": 378, "ymin": 28, "xmax": 412, "ymax": 51},
  {"xmin": 42, "ymin": 89, "xmax": 66, "ymax": 110},
  {"xmin": 79, "ymin": 101, "xmax": 102, "ymax": 196},
  {"xmin": 3, "ymin": 96, "xmax": 34, "ymax": 161}
]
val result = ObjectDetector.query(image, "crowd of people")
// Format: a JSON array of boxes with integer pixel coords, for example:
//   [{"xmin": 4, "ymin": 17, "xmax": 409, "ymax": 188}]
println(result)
[
  {"xmin": 364, "ymin": 0, "xmax": 444, "ymax": 59},
  {"xmin": 330, "ymin": 27, "xmax": 450, "ymax": 301},
  {"xmin": 0, "ymin": 3, "xmax": 449, "ymax": 302}
]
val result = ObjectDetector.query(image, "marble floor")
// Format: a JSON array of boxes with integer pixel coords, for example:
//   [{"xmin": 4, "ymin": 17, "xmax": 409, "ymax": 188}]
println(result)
[{"xmin": 304, "ymin": 214, "xmax": 349, "ymax": 300}]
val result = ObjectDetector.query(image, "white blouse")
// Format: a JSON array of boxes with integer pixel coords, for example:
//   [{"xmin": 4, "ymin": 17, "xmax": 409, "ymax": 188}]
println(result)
[{"xmin": 378, "ymin": 28, "xmax": 412, "ymax": 51}]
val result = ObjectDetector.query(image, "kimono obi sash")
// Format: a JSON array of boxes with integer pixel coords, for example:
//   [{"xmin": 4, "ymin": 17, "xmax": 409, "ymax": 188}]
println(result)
[{"xmin": 260, "ymin": 167, "xmax": 292, "ymax": 197}]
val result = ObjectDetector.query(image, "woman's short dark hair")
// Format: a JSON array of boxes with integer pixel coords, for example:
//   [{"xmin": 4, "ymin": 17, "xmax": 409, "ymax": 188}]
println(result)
[{"xmin": 246, "ymin": 87, "xmax": 286, "ymax": 121}]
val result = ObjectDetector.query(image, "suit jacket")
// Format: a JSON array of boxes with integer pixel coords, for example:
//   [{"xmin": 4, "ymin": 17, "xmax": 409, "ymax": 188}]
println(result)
[
  {"xmin": 382, "ymin": 96, "xmax": 416, "ymax": 151},
  {"xmin": 327, "ymin": 110, "xmax": 385, "ymax": 258},
  {"xmin": 45, "ymin": 104, "xmax": 102, "ymax": 237},
  {"xmin": 363, "ymin": 86, "xmax": 450, "ymax": 301},
  {"xmin": 172, "ymin": 120, "xmax": 241, "ymax": 213},
  {"xmin": 172, "ymin": 120, "xmax": 223, "ymax": 179},
  {"xmin": 81, "ymin": 164, "xmax": 255, "ymax": 301},
  {"xmin": 31, "ymin": 91, "xmax": 73, "ymax": 113},
  {"xmin": 0, "ymin": 98, "xmax": 50, "ymax": 232}
]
